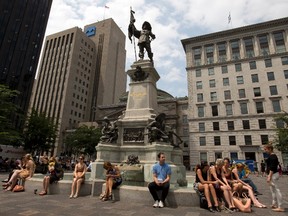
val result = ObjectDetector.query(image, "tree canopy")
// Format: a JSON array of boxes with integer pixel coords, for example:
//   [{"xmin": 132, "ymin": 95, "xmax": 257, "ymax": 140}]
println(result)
[
  {"xmin": 23, "ymin": 109, "xmax": 57, "ymax": 155},
  {"xmin": 273, "ymin": 112, "xmax": 288, "ymax": 152},
  {"xmin": 0, "ymin": 84, "xmax": 22, "ymax": 145},
  {"xmin": 64, "ymin": 125, "xmax": 101, "ymax": 157}
]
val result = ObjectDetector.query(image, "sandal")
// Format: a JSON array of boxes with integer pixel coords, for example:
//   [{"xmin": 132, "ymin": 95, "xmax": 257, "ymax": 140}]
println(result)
[{"xmin": 39, "ymin": 191, "xmax": 47, "ymax": 196}]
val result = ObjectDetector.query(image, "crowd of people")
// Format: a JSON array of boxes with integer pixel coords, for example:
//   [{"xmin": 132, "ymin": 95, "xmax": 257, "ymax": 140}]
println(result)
[{"xmin": 1, "ymin": 144, "xmax": 286, "ymax": 212}]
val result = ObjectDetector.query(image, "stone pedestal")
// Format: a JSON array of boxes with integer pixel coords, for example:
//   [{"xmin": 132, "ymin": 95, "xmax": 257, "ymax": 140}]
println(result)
[{"xmin": 90, "ymin": 60, "xmax": 186, "ymax": 187}]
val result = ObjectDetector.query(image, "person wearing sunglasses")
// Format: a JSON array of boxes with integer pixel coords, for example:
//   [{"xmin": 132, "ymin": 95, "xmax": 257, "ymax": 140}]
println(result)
[{"xmin": 69, "ymin": 154, "xmax": 87, "ymax": 198}]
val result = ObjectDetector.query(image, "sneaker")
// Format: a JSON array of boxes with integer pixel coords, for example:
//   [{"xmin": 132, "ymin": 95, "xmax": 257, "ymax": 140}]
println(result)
[
  {"xmin": 153, "ymin": 200, "xmax": 159, "ymax": 208},
  {"xmin": 254, "ymin": 191, "xmax": 263, "ymax": 196},
  {"xmin": 158, "ymin": 200, "xmax": 164, "ymax": 208}
]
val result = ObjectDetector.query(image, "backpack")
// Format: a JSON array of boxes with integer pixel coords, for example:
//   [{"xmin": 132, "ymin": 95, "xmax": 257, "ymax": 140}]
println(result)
[
  {"xmin": 55, "ymin": 163, "xmax": 64, "ymax": 179},
  {"xmin": 199, "ymin": 192, "xmax": 208, "ymax": 209}
]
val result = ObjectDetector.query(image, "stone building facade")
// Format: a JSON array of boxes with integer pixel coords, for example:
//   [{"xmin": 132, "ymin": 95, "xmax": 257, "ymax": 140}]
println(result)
[{"xmin": 182, "ymin": 17, "xmax": 288, "ymax": 169}]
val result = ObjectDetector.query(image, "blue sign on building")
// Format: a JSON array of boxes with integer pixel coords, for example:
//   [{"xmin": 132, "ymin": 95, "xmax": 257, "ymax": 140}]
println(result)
[{"xmin": 85, "ymin": 26, "xmax": 96, "ymax": 37}]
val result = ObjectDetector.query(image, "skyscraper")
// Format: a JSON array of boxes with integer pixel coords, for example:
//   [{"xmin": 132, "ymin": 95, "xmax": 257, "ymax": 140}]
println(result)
[
  {"xmin": 29, "ymin": 19, "xmax": 126, "ymax": 155},
  {"xmin": 0, "ymin": 0, "xmax": 53, "ymax": 129}
]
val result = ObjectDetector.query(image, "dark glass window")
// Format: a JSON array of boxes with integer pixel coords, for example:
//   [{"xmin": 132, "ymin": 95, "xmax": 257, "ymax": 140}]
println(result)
[
  {"xmin": 227, "ymin": 121, "xmax": 234, "ymax": 130},
  {"xmin": 242, "ymin": 120, "xmax": 250, "ymax": 129},
  {"xmin": 229, "ymin": 136, "xmax": 236, "ymax": 145},
  {"xmin": 214, "ymin": 136, "xmax": 221, "ymax": 145},
  {"xmin": 258, "ymin": 119, "xmax": 266, "ymax": 129}
]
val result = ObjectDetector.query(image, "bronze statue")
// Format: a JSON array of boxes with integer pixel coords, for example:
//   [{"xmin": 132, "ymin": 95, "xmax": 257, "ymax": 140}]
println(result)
[
  {"xmin": 128, "ymin": 9, "xmax": 156, "ymax": 62},
  {"xmin": 100, "ymin": 117, "xmax": 118, "ymax": 143},
  {"xmin": 131, "ymin": 66, "xmax": 149, "ymax": 82}
]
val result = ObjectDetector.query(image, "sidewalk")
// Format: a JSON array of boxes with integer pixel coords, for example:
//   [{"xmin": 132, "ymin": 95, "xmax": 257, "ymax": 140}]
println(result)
[{"xmin": 0, "ymin": 173, "xmax": 287, "ymax": 216}]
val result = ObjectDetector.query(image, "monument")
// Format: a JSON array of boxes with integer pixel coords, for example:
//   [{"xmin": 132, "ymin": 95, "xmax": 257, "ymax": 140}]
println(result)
[{"xmin": 90, "ymin": 9, "xmax": 186, "ymax": 188}]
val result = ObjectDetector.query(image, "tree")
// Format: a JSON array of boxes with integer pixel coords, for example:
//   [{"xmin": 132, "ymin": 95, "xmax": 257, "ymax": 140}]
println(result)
[
  {"xmin": 0, "ymin": 84, "xmax": 22, "ymax": 145},
  {"xmin": 64, "ymin": 125, "xmax": 101, "ymax": 157},
  {"xmin": 273, "ymin": 112, "xmax": 288, "ymax": 152},
  {"xmin": 23, "ymin": 109, "xmax": 57, "ymax": 155}
]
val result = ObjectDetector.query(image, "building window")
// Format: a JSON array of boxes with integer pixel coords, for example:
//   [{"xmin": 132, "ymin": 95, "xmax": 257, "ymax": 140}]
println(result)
[
  {"xmin": 265, "ymin": 59, "xmax": 272, "ymax": 67},
  {"xmin": 253, "ymin": 87, "xmax": 261, "ymax": 97},
  {"xmin": 183, "ymin": 128, "xmax": 189, "ymax": 136},
  {"xmin": 198, "ymin": 106, "xmax": 204, "ymax": 117},
  {"xmin": 212, "ymin": 105, "xmax": 218, "ymax": 116},
  {"xmin": 235, "ymin": 63, "xmax": 242, "ymax": 72},
  {"xmin": 281, "ymin": 56, "xmax": 288, "ymax": 65},
  {"xmin": 244, "ymin": 38, "xmax": 254, "ymax": 58},
  {"xmin": 209, "ymin": 79, "xmax": 216, "ymax": 88},
  {"xmin": 256, "ymin": 101, "xmax": 264, "ymax": 113},
  {"xmin": 223, "ymin": 78, "xmax": 229, "ymax": 86},
  {"xmin": 221, "ymin": 65, "xmax": 228, "ymax": 73},
  {"xmin": 244, "ymin": 135, "xmax": 252, "ymax": 145},
  {"xmin": 193, "ymin": 47, "xmax": 202, "ymax": 66},
  {"xmin": 224, "ymin": 90, "xmax": 231, "ymax": 100},
  {"xmin": 261, "ymin": 135, "xmax": 269, "ymax": 144},
  {"xmin": 215, "ymin": 152, "xmax": 222, "ymax": 159},
  {"xmin": 213, "ymin": 122, "xmax": 220, "ymax": 131},
  {"xmin": 274, "ymin": 32, "xmax": 286, "ymax": 53},
  {"xmin": 238, "ymin": 89, "xmax": 246, "ymax": 98},
  {"xmin": 197, "ymin": 93, "xmax": 203, "ymax": 102},
  {"xmin": 258, "ymin": 119, "xmax": 266, "ymax": 129},
  {"xmin": 284, "ymin": 70, "xmax": 288, "ymax": 79},
  {"xmin": 237, "ymin": 76, "xmax": 244, "ymax": 84},
  {"xmin": 227, "ymin": 121, "xmax": 234, "ymax": 130},
  {"xmin": 206, "ymin": 45, "xmax": 214, "ymax": 64},
  {"xmin": 182, "ymin": 104, "xmax": 188, "ymax": 110},
  {"xmin": 214, "ymin": 136, "xmax": 221, "ymax": 145},
  {"xmin": 276, "ymin": 119, "xmax": 284, "ymax": 128},
  {"xmin": 196, "ymin": 81, "xmax": 202, "ymax": 89},
  {"xmin": 229, "ymin": 136, "xmax": 236, "ymax": 145},
  {"xmin": 230, "ymin": 152, "xmax": 238, "ymax": 161},
  {"xmin": 242, "ymin": 120, "xmax": 250, "ymax": 129},
  {"xmin": 240, "ymin": 102, "xmax": 248, "ymax": 114},
  {"xmin": 208, "ymin": 67, "xmax": 214, "ymax": 76},
  {"xmin": 258, "ymin": 35, "xmax": 269, "ymax": 56},
  {"xmin": 270, "ymin": 85, "xmax": 278, "ymax": 95},
  {"xmin": 251, "ymin": 74, "xmax": 259, "ymax": 83},
  {"xmin": 249, "ymin": 61, "xmax": 257, "ymax": 70},
  {"xmin": 267, "ymin": 72, "xmax": 275, "ymax": 81},
  {"xmin": 200, "ymin": 152, "xmax": 207, "ymax": 161},
  {"xmin": 199, "ymin": 122, "xmax": 205, "ymax": 132},
  {"xmin": 218, "ymin": 43, "xmax": 227, "ymax": 62},
  {"xmin": 226, "ymin": 104, "xmax": 233, "ymax": 116},
  {"xmin": 199, "ymin": 137, "xmax": 206, "ymax": 146},
  {"xmin": 231, "ymin": 40, "xmax": 240, "ymax": 60},
  {"xmin": 182, "ymin": 115, "xmax": 188, "ymax": 124},
  {"xmin": 272, "ymin": 100, "xmax": 281, "ymax": 112},
  {"xmin": 196, "ymin": 69, "xmax": 201, "ymax": 77},
  {"xmin": 210, "ymin": 92, "xmax": 217, "ymax": 101}
]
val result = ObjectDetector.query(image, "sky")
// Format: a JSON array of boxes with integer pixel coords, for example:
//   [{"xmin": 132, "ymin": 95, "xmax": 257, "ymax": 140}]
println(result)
[{"xmin": 44, "ymin": 0, "xmax": 288, "ymax": 97}]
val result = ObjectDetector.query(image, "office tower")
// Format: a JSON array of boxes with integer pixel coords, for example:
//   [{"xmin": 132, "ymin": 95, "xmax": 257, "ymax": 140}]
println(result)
[
  {"xmin": 182, "ymin": 17, "xmax": 288, "ymax": 169},
  {"xmin": 0, "ymin": 0, "xmax": 52, "ymax": 129},
  {"xmin": 29, "ymin": 19, "xmax": 126, "ymax": 155}
]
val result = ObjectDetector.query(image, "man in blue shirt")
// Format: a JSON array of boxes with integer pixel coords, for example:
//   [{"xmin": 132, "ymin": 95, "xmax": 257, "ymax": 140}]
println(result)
[{"xmin": 148, "ymin": 152, "xmax": 171, "ymax": 208}]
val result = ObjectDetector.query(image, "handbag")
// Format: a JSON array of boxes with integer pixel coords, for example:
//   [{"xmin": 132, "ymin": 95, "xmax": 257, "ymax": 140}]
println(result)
[{"xmin": 13, "ymin": 184, "xmax": 25, "ymax": 192}]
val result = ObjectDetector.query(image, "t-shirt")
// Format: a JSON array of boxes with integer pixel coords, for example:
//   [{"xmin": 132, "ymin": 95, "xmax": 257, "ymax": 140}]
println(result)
[
  {"xmin": 266, "ymin": 154, "xmax": 279, "ymax": 174},
  {"xmin": 152, "ymin": 162, "xmax": 171, "ymax": 182}
]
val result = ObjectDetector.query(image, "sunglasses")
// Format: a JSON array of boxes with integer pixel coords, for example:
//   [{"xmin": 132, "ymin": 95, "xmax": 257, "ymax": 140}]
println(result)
[{"xmin": 79, "ymin": 158, "xmax": 83, "ymax": 160}]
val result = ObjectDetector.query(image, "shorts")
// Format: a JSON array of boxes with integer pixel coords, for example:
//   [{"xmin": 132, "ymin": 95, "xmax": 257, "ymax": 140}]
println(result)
[{"xmin": 19, "ymin": 169, "xmax": 29, "ymax": 179}]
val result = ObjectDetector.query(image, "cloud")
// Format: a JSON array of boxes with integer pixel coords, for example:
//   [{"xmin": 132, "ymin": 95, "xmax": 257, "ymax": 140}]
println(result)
[{"xmin": 45, "ymin": 0, "xmax": 288, "ymax": 97}]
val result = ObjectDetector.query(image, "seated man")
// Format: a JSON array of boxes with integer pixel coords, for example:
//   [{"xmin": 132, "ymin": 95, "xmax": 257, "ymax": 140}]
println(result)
[{"xmin": 148, "ymin": 152, "xmax": 171, "ymax": 208}]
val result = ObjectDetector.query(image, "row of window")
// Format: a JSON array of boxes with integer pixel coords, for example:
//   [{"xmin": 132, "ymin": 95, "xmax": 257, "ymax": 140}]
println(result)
[
  {"xmin": 197, "ymin": 100, "xmax": 281, "ymax": 117},
  {"xmin": 197, "ymin": 85, "xmax": 282, "ymax": 102},
  {"xmin": 193, "ymin": 32, "xmax": 287, "ymax": 65},
  {"xmin": 195, "ymin": 57, "xmax": 288, "ymax": 77},
  {"xmin": 198, "ymin": 134, "xmax": 269, "ymax": 146},
  {"xmin": 198, "ymin": 118, "xmax": 283, "ymax": 132},
  {"xmin": 196, "ymin": 70, "xmax": 288, "ymax": 90}
]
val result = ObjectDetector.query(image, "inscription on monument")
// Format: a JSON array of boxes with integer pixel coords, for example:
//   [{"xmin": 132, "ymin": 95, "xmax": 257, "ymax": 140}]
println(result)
[{"xmin": 123, "ymin": 128, "xmax": 144, "ymax": 142}]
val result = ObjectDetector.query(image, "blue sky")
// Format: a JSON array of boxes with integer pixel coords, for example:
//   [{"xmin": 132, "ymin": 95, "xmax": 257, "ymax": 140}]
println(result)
[{"xmin": 44, "ymin": 0, "xmax": 288, "ymax": 97}]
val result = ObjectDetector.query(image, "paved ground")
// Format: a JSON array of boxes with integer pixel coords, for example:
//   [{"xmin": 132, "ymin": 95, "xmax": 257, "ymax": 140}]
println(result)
[{"xmin": 0, "ymin": 172, "xmax": 287, "ymax": 216}]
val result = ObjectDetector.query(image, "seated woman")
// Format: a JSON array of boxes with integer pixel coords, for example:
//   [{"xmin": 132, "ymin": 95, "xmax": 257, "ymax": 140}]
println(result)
[
  {"xmin": 39, "ymin": 156, "xmax": 63, "ymax": 196},
  {"xmin": 209, "ymin": 158, "xmax": 237, "ymax": 211},
  {"xmin": 194, "ymin": 161, "xmax": 221, "ymax": 212},
  {"xmin": 3, "ymin": 154, "xmax": 35, "ymax": 191},
  {"xmin": 223, "ymin": 158, "xmax": 243, "ymax": 193},
  {"xmin": 69, "ymin": 155, "xmax": 87, "ymax": 198},
  {"xmin": 100, "ymin": 161, "xmax": 122, "ymax": 201},
  {"xmin": 231, "ymin": 163, "xmax": 267, "ymax": 208}
]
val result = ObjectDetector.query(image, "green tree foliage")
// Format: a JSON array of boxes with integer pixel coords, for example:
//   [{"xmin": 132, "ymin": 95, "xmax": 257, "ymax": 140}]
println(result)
[
  {"xmin": 273, "ymin": 112, "xmax": 288, "ymax": 152},
  {"xmin": 65, "ymin": 125, "xmax": 101, "ymax": 157},
  {"xmin": 23, "ymin": 109, "xmax": 57, "ymax": 154},
  {"xmin": 0, "ymin": 84, "xmax": 22, "ymax": 145}
]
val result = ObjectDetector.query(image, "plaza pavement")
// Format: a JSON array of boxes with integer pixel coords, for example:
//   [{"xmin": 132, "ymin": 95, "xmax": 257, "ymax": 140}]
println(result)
[{"xmin": 0, "ymin": 172, "xmax": 287, "ymax": 216}]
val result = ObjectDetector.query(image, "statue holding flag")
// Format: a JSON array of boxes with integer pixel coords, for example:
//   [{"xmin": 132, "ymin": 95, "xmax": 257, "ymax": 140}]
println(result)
[{"xmin": 128, "ymin": 8, "xmax": 156, "ymax": 62}]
